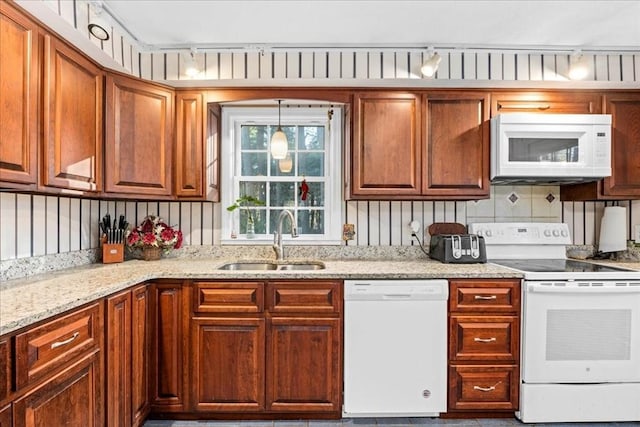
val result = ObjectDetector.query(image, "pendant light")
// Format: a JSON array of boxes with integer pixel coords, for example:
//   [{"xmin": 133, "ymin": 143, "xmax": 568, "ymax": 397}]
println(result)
[{"xmin": 270, "ymin": 100, "xmax": 288, "ymax": 159}]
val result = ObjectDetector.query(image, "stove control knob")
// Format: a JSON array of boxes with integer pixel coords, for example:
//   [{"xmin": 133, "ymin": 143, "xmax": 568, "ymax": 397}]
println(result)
[
  {"xmin": 543, "ymin": 229, "xmax": 552, "ymax": 237},
  {"xmin": 552, "ymin": 229, "xmax": 560, "ymax": 237},
  {"xmin": 484, "ymin": 230, "xmax": 492, "ymax": 237},
  {"xmin": 561, "ymin": 229, "xmax": 569, "ymax": 237}
]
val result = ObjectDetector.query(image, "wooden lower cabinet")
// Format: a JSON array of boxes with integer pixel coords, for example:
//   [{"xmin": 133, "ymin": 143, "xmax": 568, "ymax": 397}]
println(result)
[
  {"xmin": 0, "ymin": 404, "xmax": 11, "ymax": 427},
  {"xmin": 13, "ymin": 351, "xmax": 103, "ymax": 427},
  {"xmin": 150, "ymin": 281, "xmax": 188, "ymax": 413},
  {"xmin": 266, "ymin": 317, "xmax": 341, "ymax": 412},
  {"xmin": 191, "ymin": 317, "xmax": 265, "ymax": 412},
  {"xmin": 0, "ymin": 338, "xmax": 9, "ymax": 403},
  {"xmin": 106, "ymin": 284, "xmax": 150, "ymax": 427},
  {"xmin": 447, "ymin": 279, "xmax": 520, "ymax": 414}
]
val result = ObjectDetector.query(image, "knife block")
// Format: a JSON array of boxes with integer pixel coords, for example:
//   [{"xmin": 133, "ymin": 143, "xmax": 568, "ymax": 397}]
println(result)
[{"xmin": 102, "ymin": 243, "xmax": 124, "ymax": 264}]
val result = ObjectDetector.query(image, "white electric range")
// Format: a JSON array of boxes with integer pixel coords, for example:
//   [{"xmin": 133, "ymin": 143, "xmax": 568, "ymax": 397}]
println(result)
[{"xmin": 468, "ymin": 222, "xmax": 640, "ymax": 423}]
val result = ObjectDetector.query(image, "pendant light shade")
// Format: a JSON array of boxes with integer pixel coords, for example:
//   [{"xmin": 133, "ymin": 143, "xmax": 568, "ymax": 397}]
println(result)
[{"xmin": 271, "ymin": 100, "xmax": 288, "ymax": 159}]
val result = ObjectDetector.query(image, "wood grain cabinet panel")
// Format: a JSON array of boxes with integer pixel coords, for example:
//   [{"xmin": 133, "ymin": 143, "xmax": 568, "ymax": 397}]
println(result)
[
  {"xmin": 0, "ymin": 404, "xmax": 11, "ymax": 427},
  {"xmin": 0, "ymin": 338, "xmax": 9, "ymax": 403},
  {"xmin": 193, "ymin": 281, "xmax": 264, "ymax": 314},
  {"xmin": 191, "ymin": 317, "xmax": 265, "ymax": 412},
  {"xmin": 15, "ymin": 303, "xmax": 101, "ymax": 390},
  {"xmin": 561, "ymin": 92, "xmax": 640, "ymax": 200},
  {"xmin": 266, "ymin": 281, "xmax": 341, "ymax": 314},
  {"xmin": 424, "ymin": 92, "xmax": 490, "ymax": 198},
  {"xmin": 351, "ymin": 92, "xmax": 422, "ymax": 198},
  {"xmin": 42, "ymin": 35, "xmax": 103, "ymax": 192},
  {"xmin": 150, "ymin": 282, "xmax": 186, "ymax": 412},
  {"xmin": 266, "ymin": 317, "xmax": 341, "ymax": 413},
  {"xmin": 0, "ymin": 1, "xmax": 39, "ymax": 188},
  {"xmin": 131, "ymin": 284, "xmax": 150, "ymax": 426},
  {"xmin": 491, "ymin": 91, "xmax": 601, "ymax": 115},
  {"xmin": 448, "ymin": 279, "xmax": 520, "ymax": 413},
  {"xmin": 175, "ymin": 91, "xmax": 204, "ymax": 198},
  {"xmin": 106, "ymin": 290, "xmax": 131, "ymax": 427},
  {"xmin": 105, "ymin": 74, "xmax": 174, "ymax": 197},
  {"xmin": 13, "ymin": 351, "xmax": 103, "ymax": 427}
]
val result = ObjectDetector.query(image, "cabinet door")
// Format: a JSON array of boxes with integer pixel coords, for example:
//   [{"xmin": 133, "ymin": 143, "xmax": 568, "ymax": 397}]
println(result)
[
  {"xmin": 175, "ymin": 91, "xmax": 204, "ymax": 198},
  {"xmin": 601, "ymin": 93, "xmax": 640, "ymax": 198},
  {"xmin": 0, "ymin": 2, "xmax": 39, "ymax": 187},
  {"xmin": 191, "ymin": 317, "xmax": 265, "ymax": 412},
  {"xmin": 106, "ymin": 290, "xmax": 132, "ymax": 427},
  {"xmin": 105, "ymin": 74, "xmax": 173, "ymax": 197},
  {"xmin": 131, "ymin": 284, "xmax": 150, "ymax": 426},
  {"xmin": 0, "ymin": 338, "xmax": 9, "ymax": 402},
  {"xmin": 13, "ymin": 351, "xmax": 103, "ymax": 427},
  {"xmin": 266, "ymin": 317, "xmax": 341, "ymax": 412},
  {"xmin": 150, "ymin": 283, "xmax": 186, "ymax": 412},
  {"xmin": 205, "ymin": 102, "xmax": 221, "ymax": 202},
  {"xmin": 42, "ymin": 35, "xmax": 103, "ymax": 192},
  {"xmin": 424, "ymin": 92, "xmax": 490, "ymax": 198},
  {"xmin": 351, "ymin": 92, "xmax": 422, "ymax": 198},
  {"xmin": 491, "ymin": 91, "xmax": 601, "ymax": 115},
  {"xmin": 0, "ymin": 404, "xmax": 11, "ymax": 427},
  {"xmin": 449, "ymin": 365, "xmax": 518, "ymax": 411}
]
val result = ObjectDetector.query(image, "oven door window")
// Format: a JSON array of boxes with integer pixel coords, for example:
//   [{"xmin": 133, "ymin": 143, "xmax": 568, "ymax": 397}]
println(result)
[{"xmin": 522, "ymin": 282, "xmax": 640, "ymax": 384}]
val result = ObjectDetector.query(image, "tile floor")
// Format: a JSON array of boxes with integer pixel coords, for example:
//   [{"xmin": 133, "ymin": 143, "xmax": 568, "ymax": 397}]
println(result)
[{"xmin": 143, "ymin": 418, "xmax": 640, "ymax": 427}]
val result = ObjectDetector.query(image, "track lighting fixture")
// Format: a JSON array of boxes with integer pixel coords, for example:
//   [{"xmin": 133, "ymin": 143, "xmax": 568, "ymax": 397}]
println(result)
[
  {"xmin": 569, "ymin": 51, "xmax": 590, "ymax": 80},
  {"xmin": 421, "ymin": 51, "xmax": 442, "ymax": 78},
  {"xmin": 184, "ymin": 48, "xmax": 200, "ymax": 78},
  {"xmin": 270, "ymin": 100, "xmax": 288, "ymax": 159}
]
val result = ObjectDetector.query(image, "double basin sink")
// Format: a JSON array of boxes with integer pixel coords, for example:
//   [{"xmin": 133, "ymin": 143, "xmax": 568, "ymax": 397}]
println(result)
[{"xmin": 218, "ymin": 261, "xmax": 326, "ymax": 271}]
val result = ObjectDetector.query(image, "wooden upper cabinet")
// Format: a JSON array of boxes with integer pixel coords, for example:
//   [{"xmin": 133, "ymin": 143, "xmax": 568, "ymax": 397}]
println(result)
[
  {"xmin": 0, "ymin": 2, "xmax": 39, "ymax": 188},
  {"xmin": 105, "ymin": 74, "xmax": 174, "ymax": 198},
  {"xmin": 491, "ymin": 91, "xmax": 602, "ymax": 115},
  {"xmin": 424, "ymin": 92, "xmax": 490, "ymax": 198},
  {"xmin": 175, "ymin": 91, "xmax": 204, "ymax": 198},
  {"xmin": 42, "ymin": 35, "xmax": 103, "ymax": 193},
  {"xmin": 561, "ymin": 92, "xmax": 640, "ymax": 200},
  {"xmin": 351, "ymin": 92, "xmax": 422, "ymax": 198}
]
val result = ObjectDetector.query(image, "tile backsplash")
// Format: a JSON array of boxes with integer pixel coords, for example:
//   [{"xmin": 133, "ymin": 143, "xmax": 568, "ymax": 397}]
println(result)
[{"xmin": 2, "ymin": 187, "xmax": 639, "ymax": 262}]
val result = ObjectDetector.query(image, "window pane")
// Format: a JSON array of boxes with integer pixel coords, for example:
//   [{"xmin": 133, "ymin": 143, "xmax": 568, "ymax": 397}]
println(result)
[
  {"xmin": 239, "ymin": 208, "xmax": 266, "ymax": 234},
  {"xmin": 298, "ymin": 152, "xmax": 324, "ymax": 176},
  {"xmin": 270, "ymin": 126, "xmax": 296, "ymax": 150},
  {"xmin": 269, "ymin": 182, "xmax": 296, "ymax": 208},
  {"xmin": 300, "ymin": 181, "xmax": 324, "ymax": 207},
  {"xmin": 270, "ymin": 154, "xmax": 295, "ymax": 177},
  {"xmin": 298, "ymin": 126, "xmax": 325, "ymax": 150},
  {"xmin": 241, "ymin": 152, "xmax": 268, "ymax": 176},
  {"xmin": 239, "ymin": 182, "xmax": 267, "ymax": 204},
  {"xmin": 298, "ymin": 210, "xmax": 324, "ymax": 234},
  {"xmin": 241, "ymin": 125, "xmax": 269, "ymax": 150}
]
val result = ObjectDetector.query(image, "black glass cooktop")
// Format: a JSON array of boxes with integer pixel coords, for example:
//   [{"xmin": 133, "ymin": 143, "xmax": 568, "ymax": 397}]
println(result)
[{"xmin": 492, "ymin": 259, "xmax": 633, "ymax": 274}]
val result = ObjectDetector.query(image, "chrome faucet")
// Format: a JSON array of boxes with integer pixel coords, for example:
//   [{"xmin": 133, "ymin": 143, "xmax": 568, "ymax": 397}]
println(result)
[{"xmin": 273, "ymin": 210, "xmax": 298, "ymax": 260}]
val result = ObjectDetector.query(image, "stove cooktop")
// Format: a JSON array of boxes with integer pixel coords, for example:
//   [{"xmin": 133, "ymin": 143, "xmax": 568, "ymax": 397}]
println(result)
[{"xmin": 490, "ymin": 258, "xmax": 640, "ymax": 281}]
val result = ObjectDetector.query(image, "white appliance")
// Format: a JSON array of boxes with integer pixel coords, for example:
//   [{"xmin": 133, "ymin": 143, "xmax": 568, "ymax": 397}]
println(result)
[
  {"xmin": 491, "ymin": 113, "xmax": 612, "ymax": 183},
  {"xmin": 469, "ymin": 222, "xmax": 640, "ymax": 423},
  {"xmin": 343, "ymin": 279, "xmax": 448, "ymax": 417}
]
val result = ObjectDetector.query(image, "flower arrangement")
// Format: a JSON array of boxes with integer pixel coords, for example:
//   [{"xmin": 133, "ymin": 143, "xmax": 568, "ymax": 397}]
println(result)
[
  {"xmin": 226, "ymin": 195, "xmax": 265, "ymax": 225},
  {"xmin": 126, "ymin": 215, "xmax": 183, "ymax": 252}
]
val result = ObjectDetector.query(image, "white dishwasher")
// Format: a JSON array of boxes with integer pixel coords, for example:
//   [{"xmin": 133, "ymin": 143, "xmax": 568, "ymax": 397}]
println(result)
[{"xmin": 343, "ymin": 279, "xmax": 448, "ymax": 417}]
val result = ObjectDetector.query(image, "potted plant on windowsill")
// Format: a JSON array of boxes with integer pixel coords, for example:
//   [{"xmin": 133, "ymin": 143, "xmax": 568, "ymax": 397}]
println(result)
[{"xmin": 226, "ymin": 195, "xmax": 265, "ymax": 238}]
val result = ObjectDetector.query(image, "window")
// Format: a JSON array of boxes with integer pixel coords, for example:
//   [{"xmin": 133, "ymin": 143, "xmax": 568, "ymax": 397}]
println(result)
[{"xmin": 221, "ymin": 104, "xmax": 343, "ymax": 244}]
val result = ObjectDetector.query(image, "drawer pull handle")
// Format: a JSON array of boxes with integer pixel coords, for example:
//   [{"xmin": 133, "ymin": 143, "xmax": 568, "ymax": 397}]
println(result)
[
  {"xmin": 51, "ymin": 332, "xmax": 80, "ymax": 349},
  {"xmin": 474, "ymin": 295, "xmax": 497, "ymax": 300},
  {"xmin": 474, "ymin": 337, "xmax": 497, "ymax": 343},
  {"xmin": 473, "ymin": 381, "xmax": 502, "ymax": 392}
]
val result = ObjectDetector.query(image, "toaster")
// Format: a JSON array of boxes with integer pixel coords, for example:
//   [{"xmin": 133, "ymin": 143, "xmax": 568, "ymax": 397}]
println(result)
[{"xmin": 429, "ymin": 234, "xmax": 487, "ymax": 264}]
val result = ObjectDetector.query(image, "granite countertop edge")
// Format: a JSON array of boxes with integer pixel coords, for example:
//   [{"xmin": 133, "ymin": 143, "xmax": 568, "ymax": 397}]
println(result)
[{"xmin": 2, "ymin": 257, "xmax": 523, "ymax": 336}]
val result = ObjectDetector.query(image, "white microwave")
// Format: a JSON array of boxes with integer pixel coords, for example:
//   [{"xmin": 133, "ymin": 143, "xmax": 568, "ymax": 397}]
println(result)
[{"xmin": 491, "ymin": 113, "xmax": 612, "ymax": 184}]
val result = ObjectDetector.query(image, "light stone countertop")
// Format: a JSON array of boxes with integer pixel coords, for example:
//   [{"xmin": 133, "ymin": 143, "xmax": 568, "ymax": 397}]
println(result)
[{"xmin": 0, "ymin": 257, "xmax": 520, "ymax": 336}]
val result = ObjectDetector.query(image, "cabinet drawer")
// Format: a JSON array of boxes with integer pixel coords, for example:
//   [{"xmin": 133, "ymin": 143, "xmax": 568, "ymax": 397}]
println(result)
[
  {"xmin": 267, "ymin": 281, "xmax": 341, "ymax": 314},
  {"xmin": 450, "ymin": 316, "xmax": 518, "ymax": 361},
  {"xmin": 449, "ymin": 280, "xmax": 520, "ymax": 312},
  {"xmin": 15, "ymin": 303, "xmax": 102, "ymax": 389},
  {"xmin": 448, "ymin": 365, "xmax": 518, "ymax": 411},
  {"xmin": 193, "ymin": 281, "xmax": 264, "ymax": 314}
]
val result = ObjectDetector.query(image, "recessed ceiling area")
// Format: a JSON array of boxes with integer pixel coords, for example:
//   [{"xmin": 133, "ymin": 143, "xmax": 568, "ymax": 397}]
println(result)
[{"xmin": 102, "ymin": 0, "xmax": 640, "ymax": 52}]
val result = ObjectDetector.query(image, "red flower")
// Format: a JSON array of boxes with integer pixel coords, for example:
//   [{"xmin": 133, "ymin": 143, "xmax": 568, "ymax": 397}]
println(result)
[
  {"xmin": 127, "ymin": 230, "xmax": 140, "ymax": 246},
  {"xmin": 174, "ymin": 230, "xmax": 183, "ymax": 249},
  {"xmin": 142, "ymin": 232, "xmax": 157, "ymax": 245},
  {"xmin": 140, "ymin": 218, "xmax": 154, "ymax": 233},
  {"xmin": 160, "ymin": 228, "xmax": 175, "ymax": 242},
  {"xmin": 125, "ymin": 215, "xmax": 182, "ymax": 252}
]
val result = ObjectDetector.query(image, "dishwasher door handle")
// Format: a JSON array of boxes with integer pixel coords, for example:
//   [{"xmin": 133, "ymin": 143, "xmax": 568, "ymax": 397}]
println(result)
[{"xmin": 382, "ymin": 294, "xmax": 412, "ymax": 299}]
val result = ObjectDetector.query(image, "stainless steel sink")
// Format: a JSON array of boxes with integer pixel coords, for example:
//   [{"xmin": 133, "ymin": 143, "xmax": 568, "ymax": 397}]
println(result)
[
  {"xmin": 218, "ymin": 261, "xmax": 325, "ymax": 271},
  {"xmin": 218, "ymin": 262, "xmax": 277, "ymax": 270}
]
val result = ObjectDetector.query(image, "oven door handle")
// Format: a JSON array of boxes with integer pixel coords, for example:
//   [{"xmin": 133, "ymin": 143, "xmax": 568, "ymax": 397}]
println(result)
[{"xmin": 527, "ymin": 283, "xmax": 640, "ymax": 294}]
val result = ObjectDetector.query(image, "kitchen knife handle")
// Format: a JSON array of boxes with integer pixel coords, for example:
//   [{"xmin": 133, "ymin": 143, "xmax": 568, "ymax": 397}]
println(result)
[{"xmin": 474, "ymin": 295, "xmax": 497, "ymax": 300}]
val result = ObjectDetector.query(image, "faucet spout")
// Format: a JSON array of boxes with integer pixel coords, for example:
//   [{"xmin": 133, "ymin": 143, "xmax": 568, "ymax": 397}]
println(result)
[{"xmin": 273, "ymin": 210, "xmax": 298, "ymax": 260}]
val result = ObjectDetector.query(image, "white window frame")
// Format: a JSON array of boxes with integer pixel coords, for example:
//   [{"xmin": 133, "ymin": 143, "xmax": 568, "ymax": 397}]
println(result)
[{"xmin": 220, "ymin": 105, "xmax": 343, "ymax": 245}]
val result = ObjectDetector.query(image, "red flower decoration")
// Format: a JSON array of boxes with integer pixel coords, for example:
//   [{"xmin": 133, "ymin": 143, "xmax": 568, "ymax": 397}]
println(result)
[{"xmin": 125, "ymin": 215, "xmax": 182, "ymax": 252}]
